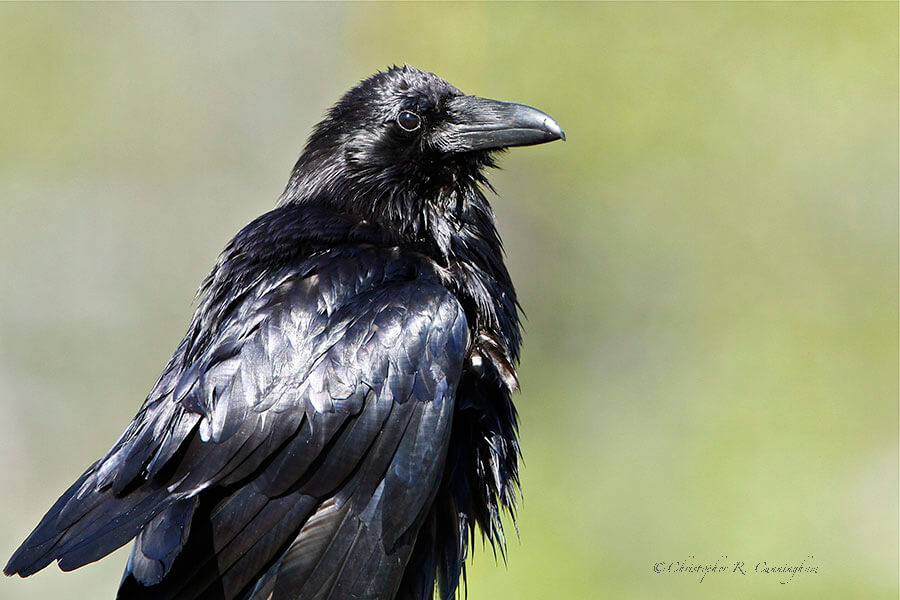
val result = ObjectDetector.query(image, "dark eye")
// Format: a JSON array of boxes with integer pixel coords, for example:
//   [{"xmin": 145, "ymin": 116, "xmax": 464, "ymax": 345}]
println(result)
[{"xmin": 397, "ymin": 110, "xmax": 421, "ymax": 132}]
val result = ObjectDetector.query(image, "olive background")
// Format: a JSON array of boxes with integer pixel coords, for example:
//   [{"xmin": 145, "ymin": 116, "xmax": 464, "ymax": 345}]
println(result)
[{"xmin": 1, "ymin": 3, "xmax": 897, "ymax": 599}]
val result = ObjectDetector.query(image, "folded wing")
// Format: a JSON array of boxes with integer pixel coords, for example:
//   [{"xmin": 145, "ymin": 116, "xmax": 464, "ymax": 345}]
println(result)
[{"xmin": 6, "ymin": 251, "xmax": 468, "ymax": 600}]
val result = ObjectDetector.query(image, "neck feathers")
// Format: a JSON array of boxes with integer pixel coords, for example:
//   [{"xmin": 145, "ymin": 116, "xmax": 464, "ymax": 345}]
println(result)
[{"xmin": 279, "ymin": 161, "xmax": 522, "ymax": 366}]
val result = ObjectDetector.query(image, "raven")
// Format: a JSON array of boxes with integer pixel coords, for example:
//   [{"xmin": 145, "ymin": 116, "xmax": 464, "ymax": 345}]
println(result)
[{"xmin": 5, "ymin": 65, "xmax": 564, "ymax": 600}]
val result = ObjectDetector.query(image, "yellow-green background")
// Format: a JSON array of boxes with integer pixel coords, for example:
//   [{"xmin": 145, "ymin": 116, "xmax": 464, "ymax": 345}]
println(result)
[{"xmin": 1, "ymin": 3, "xmax": 896, "ymax": 599}]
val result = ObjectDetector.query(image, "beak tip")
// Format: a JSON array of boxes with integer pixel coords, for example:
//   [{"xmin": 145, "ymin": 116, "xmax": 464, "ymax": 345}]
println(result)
[{"xmin": 544, "ymin": 117, "xmax": 566, "ymax": 142}]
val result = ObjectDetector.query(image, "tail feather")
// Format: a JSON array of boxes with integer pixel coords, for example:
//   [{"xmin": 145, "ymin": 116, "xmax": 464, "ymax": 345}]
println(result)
[
  {"xmin": 126, "ymin": 497, "xmax": 199, "ymax": 585},
  {"xmin": 116, "ymin": 489, "xmax": 318, "ymax": 600}
]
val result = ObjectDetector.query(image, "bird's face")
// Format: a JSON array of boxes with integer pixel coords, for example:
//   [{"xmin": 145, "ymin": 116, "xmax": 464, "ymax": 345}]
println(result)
[{"xmin": 326, "ymin": 66, "xmax": 565, "ymax": 186}]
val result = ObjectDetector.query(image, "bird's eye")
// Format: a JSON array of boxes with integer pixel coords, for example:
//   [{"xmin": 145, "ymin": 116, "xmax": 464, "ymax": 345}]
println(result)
[{"xmin": 397, "ymin": 111, "xmax": 421, "ymax": 132}]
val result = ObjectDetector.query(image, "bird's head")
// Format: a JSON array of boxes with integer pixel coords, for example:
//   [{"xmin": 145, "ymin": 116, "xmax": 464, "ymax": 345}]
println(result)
[{"xmin": 281, "ymin": 65, "xmax": 564, "ymax": 243}]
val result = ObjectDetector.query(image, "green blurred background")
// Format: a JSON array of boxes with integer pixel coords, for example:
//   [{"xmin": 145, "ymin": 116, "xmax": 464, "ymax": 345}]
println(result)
[{"xmin": 1, "ymin": 3, "xmax": 896, "ymax": 599}]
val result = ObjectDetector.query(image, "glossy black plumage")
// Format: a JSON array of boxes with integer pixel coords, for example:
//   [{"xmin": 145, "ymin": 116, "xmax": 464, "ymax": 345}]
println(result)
[{"xmin": 5, "ymin": 65, "xmax": 564, "ymax": 599}]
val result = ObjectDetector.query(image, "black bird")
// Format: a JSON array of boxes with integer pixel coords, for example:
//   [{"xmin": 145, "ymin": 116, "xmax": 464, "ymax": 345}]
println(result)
[{"xmin": 5, "ymin": 65, "xmax": 564, "ymax": 600}]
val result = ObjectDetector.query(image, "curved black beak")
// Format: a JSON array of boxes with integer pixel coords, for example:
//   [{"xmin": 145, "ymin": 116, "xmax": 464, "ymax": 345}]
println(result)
[{"xmin": 443, "ymin": 95, "xmax": 565, "ymax": 152}]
